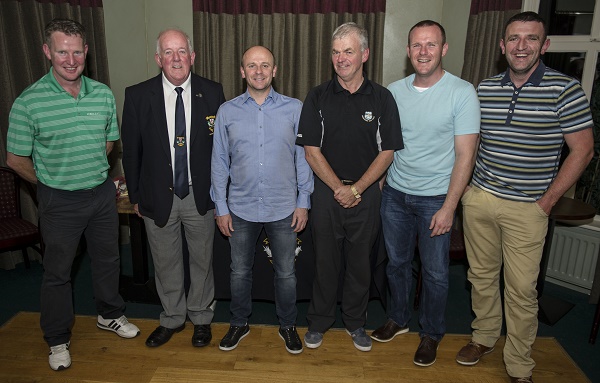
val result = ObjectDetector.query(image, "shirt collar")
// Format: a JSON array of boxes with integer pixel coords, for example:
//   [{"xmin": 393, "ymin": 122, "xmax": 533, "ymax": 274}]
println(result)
[
  {"xmin": 47, "ymin": 68, "xmax": 92, "ymax": 97},
  {"xmin": 242, "ymin": 86, "xmax": 277, "ymax": 104},
  {"xmin": 162, "ymin": 73, "xmax": 192, "ymax": 94},
  {"xmin": 333, "ymin": 71, "xmax": 372, "ymax": 94},
  {"xmin": 501, "ymin": 60, "xmax": 546, "ymax": 87}
]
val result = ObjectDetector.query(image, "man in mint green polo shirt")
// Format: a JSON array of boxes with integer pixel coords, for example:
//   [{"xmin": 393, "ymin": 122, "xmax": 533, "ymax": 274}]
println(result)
[{"xmin": 6, "ymin": 18, "xmax": 139, "ymax": 372}]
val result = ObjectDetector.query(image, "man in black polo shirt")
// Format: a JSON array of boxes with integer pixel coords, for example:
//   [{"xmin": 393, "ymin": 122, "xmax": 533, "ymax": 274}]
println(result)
[{"xmin": 296, "ymin": 22, "xmax": 403, "ymax": 352}]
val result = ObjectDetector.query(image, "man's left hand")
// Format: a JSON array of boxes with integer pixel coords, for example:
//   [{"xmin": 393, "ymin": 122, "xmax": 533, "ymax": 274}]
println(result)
[
  {"xmin": 291, "ymin": 208, "xmax": 309, "ymax": 233},
  {"xmin": 429, "ymin": 206, "xmax": 454, "ymax": 237}
]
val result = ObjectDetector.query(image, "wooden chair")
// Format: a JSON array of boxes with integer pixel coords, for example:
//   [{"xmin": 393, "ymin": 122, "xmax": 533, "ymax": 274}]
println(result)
[
  {"xmin": 413, "ymin": 207, "xmax": 467, "ymax": 310},
  {"xmin": 0, "ymin": 167, "xmax": 43, "ymax": 268}
]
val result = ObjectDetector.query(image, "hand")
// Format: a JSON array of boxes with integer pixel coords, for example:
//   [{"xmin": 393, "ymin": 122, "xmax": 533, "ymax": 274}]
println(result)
[
  {"xmin": 334, "ymin": 185, "xmax": 361, "ymax": 208},
  {"xmin": 216, "ymin": 214, "xmax": 234, "ymax": 237},
  {"xmin": 133, "ymin": 203, "xmax": 143, "ymax": 218},
  {"xmin": 429, "ymin": 206, "xmax": 454, "ymax": 237},
  {"xmin": 291, "ymin": 208, "xmax": 309, "ymax": 233}
]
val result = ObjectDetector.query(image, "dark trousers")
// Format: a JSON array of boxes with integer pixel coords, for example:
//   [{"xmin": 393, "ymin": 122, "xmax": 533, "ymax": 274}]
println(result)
[
  {"xmin": 307, "ymin": 177, "xmax": 381, "ymax": 333},
  {"xmin": 38, "ymin": 178, "xmax": 125, "ymax": 346}
]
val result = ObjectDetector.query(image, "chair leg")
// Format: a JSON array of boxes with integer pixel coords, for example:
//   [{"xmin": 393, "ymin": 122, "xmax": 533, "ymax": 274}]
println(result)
[{"xmin": 21, "ymin": 249, "xmax": 31, "ymax": 269}]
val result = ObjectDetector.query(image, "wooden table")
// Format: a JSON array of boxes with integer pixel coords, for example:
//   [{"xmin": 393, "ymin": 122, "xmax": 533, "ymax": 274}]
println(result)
[{"xmin": 537, "ymin": 197, "xmax": 596, "ymax": 325}]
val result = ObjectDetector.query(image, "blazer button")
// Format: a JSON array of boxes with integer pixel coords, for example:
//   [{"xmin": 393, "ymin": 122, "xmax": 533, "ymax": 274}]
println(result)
[{"xmin": 169, "ymin": 187, "xmax": 173, "ymax": 191}]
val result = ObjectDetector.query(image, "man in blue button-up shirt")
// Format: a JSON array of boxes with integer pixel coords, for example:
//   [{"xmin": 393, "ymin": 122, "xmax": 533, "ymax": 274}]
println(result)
[{"xmin": 211, "ymin": 46, "xmax": 314, "ymax": 354}]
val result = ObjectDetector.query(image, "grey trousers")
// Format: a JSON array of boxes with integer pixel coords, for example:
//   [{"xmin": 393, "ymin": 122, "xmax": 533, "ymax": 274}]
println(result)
[{"xmin": 143, "ymin": 187, "xmax": 215, "ymax": 328}]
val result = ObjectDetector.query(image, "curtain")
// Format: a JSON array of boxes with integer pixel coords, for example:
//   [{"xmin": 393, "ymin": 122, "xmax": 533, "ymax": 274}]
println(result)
[
  {"xmin": 192, "ymin": 0, "xmax": 386, "ymax": 101},
  {"xmin": 461, "ymin": 0, "xmax": 522, "ymax": 86},
  {"xmin": 0, "ymin": 0, "xmax": 109, "ymax": 269}
]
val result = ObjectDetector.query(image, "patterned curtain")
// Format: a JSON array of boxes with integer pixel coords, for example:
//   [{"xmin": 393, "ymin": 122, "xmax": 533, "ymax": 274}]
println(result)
[
  {"xmin": 192, "ymin": 0, "xmax": 386, "ymax": 101},
  {"xmin": 461, "ymin": 0, "xmax": 522, "ymax": 86},
  {"xmin": 0, "ymin": 0, "xmax": 108, "ymax": 269}
]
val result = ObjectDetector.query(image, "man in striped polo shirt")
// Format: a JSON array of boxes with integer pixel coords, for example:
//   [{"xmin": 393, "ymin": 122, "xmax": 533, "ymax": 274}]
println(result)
[
  {"xmin": 6, "ymin": 19, "xmax": 139, "ymax": 371},
  {"xmin": 455, "ymin": 12, "xmax": 594, "ymax": 383}
]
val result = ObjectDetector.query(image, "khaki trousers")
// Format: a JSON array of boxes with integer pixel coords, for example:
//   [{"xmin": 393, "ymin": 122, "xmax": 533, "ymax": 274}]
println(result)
[{"xmin": 462, "ymin": 186, "xmax": 548, "ymax": 378}]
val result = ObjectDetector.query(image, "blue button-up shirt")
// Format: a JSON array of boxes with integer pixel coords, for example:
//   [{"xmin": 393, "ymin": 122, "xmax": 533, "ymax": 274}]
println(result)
[{"xmin": 210, "ymin": 88, "xmax": 313, "ymax": 222}]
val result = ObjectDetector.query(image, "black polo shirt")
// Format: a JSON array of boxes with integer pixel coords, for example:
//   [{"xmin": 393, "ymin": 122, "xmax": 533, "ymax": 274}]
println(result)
[{"xmin": 296, "ymin": 74, "xmax": 403, "ymax": 181}]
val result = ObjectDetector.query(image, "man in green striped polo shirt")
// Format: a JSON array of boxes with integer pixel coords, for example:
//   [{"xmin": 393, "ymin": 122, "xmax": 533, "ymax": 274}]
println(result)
[
  {"xmin": 6, "ymin": 18, "xmax": 139, "ymax": 372},
  {"xmin": 455, "ymin": 12, "xmax": 594, "ymax": 383}
]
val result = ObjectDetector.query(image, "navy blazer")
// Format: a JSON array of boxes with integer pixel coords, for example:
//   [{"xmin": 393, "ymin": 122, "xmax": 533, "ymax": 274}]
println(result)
[{"xmin": 122, "ymin": 73, "xmax": 226, "ymax": 227}]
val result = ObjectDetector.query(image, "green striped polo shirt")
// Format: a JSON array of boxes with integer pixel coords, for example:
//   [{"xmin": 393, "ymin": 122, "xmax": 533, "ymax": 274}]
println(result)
[
  {"xmin": 472, "ymin": 62, "xmax": 593, "ymax": 202},
  {"xmin": 7, "ymin": 69, "xmax": 119, "ymax": 191}
]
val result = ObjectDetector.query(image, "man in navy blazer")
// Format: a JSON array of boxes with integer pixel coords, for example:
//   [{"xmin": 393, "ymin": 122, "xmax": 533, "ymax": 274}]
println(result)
[{"xmin": 122, "ymin": 28, "xmax": 225, "ymax": 348}]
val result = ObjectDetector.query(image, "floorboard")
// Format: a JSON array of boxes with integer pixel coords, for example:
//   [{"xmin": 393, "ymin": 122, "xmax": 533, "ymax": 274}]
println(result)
[{"xmin": 0, "ymin": 312, "xmax": 589, "ymax": 383}]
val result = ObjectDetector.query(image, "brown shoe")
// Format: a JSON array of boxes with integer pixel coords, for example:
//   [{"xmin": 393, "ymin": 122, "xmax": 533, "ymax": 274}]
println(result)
[
  {"xmin": 370, "ymin": 319, "xmax": 409, "ymax": 343},
  {"xmin": 510, "ymin": 377, "xmax": 533, "ymax": 383},
  {"xmin": 456, "ymin": 341, "xmax": 494, "ymax": 365},
  {"xmin": 413, "ymin": 336, "xmax": 439, "ymax": 367}
]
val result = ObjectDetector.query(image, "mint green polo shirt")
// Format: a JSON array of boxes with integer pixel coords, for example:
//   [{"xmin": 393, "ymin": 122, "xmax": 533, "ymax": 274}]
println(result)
[{"xmin": 7, "ymin": 69, "xmax": 119, "ymax": 191}]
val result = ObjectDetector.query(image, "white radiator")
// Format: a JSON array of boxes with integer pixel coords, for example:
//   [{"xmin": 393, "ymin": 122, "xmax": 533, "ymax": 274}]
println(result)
[{"xmin": 546, "ymin": 216, "xmax": 600, "ymax": 294}]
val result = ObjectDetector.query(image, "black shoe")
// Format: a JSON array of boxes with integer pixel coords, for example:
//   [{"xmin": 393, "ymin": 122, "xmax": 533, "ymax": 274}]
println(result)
[
  {"xmin": 414, "ymin": 336, "xmax": 439, "ymax": 367},
  {"xmin": 370, "ymin": 319, "xmax": 409, "ymax": 342},
  {"xmin": 192, "ymin": 324, "xmax": 212, "ymax": 347},
  {"xmin": 219, "ymin": 324, "xmax": 250, "ymax": 351},
  {"xmin": 279, "ymin": 326, "xmax": 303, "ymax": 354},
  {"xmin": 145, "ymin": 324, "xmax": 185, "ymax": 347}
]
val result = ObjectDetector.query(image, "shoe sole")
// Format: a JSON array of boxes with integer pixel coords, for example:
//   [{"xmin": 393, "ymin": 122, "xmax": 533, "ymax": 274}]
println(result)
[
  {"xmin": 219, "ymin": 328, "xmax": 250, "ymax": 351},
  {"xmin": 456, "ymin": 347, "xmax": 495, "ymax": 366},
  {"xmin": 278, "ymin": 332, "xmax": 303, "ymax": 354},
  {"xmin": 370, "ymin": 327, "xmax": 410, "ymax": 343},
  {"xmin": 96, "ymin": 322, "xmax": 140, "ymax": 339},
  {"xmin": 50, "ymin": 363, "xmax": 71, "ymax": 371},
  {"xmin": 304, "ymin": 335, "xmax": 323, "ymax": 349},
  {"xmin": 414, "ymin": 358, "xmax": 436, "ymax": 367},
  {"xmin": 345, "ymin": 329, "xmax": 372, "ymax": 352}
]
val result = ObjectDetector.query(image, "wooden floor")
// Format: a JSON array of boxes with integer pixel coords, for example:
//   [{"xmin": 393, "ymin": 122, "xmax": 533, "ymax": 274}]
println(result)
[{"xmin": 0, "ymin": 312, "xmax": 589, "ymax": 383}]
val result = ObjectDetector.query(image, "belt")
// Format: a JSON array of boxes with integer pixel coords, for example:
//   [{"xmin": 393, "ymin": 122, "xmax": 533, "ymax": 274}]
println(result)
[{"xmin": 340, "ymin": 179, "xmax": 355, "ymax": 185}]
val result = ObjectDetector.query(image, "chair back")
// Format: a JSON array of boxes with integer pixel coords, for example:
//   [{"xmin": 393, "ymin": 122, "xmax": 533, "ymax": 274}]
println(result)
[{"xmin": 0, "ymin": 167, "xmax": 21, "ymax": 220}]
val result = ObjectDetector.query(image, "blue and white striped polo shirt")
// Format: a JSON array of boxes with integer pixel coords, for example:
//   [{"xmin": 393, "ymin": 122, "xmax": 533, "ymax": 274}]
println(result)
[{"xmin": 472, "ymin": 62, "xmax": 593, "ymax": 202}]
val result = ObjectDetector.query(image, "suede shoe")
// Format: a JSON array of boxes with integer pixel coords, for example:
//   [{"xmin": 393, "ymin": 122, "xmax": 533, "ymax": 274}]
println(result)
[
  {"xmin": 414, "ymin": 336, "xmax": 439, "ymax": 367},
  {"xmin": 346, "ymin": 327, "xmax": 372, "ymax": 352},
  {"xmin": 279, "ymin": 326, "xmax": 303, "ymax": 354},
  {"xmin": 192, "ymin": 324, "xmax": 212, "ymax": 347},
  {"xmin": 511, "ymin": 377, "xmax": 533, "ymax": 383},
  {"xmin": 145, "ymin": 324, "xmax": 185, "ymax": 347},
  {"xmin": 219, "ymin": 324, "xmax": 250, "ymax": 351},
  {"xmin": 304, "ymin": 330, "xmax": 323, "ymax": 349},
  {"xmin": 370, "ymin": 319, "xmax": 409, "ymax": 342},
  {"xmin": 456, "ymin": 341, "xmax": 494, "ymax": 366},
  {"xmin": 97, "ymin": 315, "xmax": 140, "ymax": 339},
  {"xmin": 49, "ymin": 342, "xmax": 71, "ymax": 371}
]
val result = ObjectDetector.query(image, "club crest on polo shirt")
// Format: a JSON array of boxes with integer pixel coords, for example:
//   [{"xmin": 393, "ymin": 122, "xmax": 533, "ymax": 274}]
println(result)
[
  {"xmin": 206, "ymin": 115, "xmax": 216, "ymax": 135},
  {"xmin": 362, "ymin": 111, "xmax": 375, "ymax": 122},
  {"xmin": 263, "ymin": 237, "xmax": 302, "ymax": 262}
]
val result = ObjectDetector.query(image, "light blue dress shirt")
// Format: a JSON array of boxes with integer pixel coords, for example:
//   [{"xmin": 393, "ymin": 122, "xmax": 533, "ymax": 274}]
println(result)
[{"xmin": 210, "ymin": 88, "xmax": 313, "ymax": 222}]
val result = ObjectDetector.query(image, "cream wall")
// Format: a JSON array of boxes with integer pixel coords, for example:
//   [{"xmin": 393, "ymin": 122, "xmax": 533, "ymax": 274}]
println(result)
[{"xmin": 104, "ymin": 0, "xmax": 471, "ymax": 118}]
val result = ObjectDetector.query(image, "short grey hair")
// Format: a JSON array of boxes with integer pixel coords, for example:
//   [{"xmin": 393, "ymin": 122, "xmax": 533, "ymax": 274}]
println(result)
[
  {"xmin": 332, "ymin": 22, "xmax": 368, "ymax": 51},
  {"xmin": 156, "ymin": 28, "xmax": 193, "ymax": 55}
]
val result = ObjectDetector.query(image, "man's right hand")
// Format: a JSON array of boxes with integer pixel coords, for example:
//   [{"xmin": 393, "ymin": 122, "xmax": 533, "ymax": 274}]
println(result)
[{"xmin": 216, "ymin": 214, "xmax": 234, "ymax": 237}]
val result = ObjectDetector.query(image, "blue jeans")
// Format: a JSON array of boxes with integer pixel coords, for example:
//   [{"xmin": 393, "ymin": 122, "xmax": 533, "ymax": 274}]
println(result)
[
  {"xmin": 229, "ymin": 212, "xmax": 298, "ymax": 327},
  {"xmin": 381, "ymin": 185, "xmax": 450, "ymax": 341}
]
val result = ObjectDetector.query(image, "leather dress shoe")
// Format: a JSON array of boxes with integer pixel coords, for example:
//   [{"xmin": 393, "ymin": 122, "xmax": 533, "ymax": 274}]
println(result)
[
  {"xmin": 145, "ymin": 324, "xmax": 185, "ymax": 347},
  {"xmin": 370, "ymin": 319, "xmax": 409, "ymax": 342},
  {"xmin": 414, "ymin": 336, "xmax": 439, "ymax": 367},
  {"xmin": 192, "ymin": 324, "xmax": 212, "ymax": 347}
]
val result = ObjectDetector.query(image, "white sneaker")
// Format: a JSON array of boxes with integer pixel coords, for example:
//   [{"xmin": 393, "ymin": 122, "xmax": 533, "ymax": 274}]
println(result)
[
  {"xmin": 97, "ymin": 315, "xmax": 140, "ymax": 338},
  {"xmin": 49, "ymin": 342, "xmax": 71, "ymax": 371}
]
